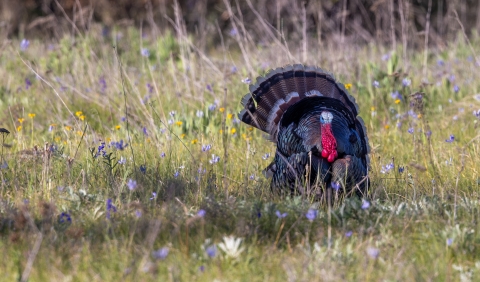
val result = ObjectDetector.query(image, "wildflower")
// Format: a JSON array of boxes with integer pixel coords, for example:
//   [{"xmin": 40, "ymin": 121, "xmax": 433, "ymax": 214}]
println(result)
[
  {"xmin": 208, "ymin": 103, "xmax": 217, "ymax": 111},
  {"xmin": 448, "ymin": 75, "xmax": 455, "ymax": 82},
  {"xmin": 262, "ymin": 153, "xmax": 270, "ymax": 160},
  {"xmin": 140, "ymin": 165, "xmax": 147, "ymax": 174},
  {"xmin": 198, "ymin": 168, "xmax": 206, "ymax": 175},
  {"xmin": 229, "ymin": 28, "xmax": 238, "ymax": 36},
  {"xmin": 408, "ymin": 127, "xmax": 414, "ymax": 134},
  {"xmin": 202, "ymin": 144, "xmax": 211, "ymax": 152},
  {"xmin": 115, "ymin": 125, "xmax": 121, "ymax": 130},
  {"xmin": 141, "ymin": 48, "xmax": 150, "ymax": 57},
  {"xmin": 152, "ymin": 247, "xmax": 169, "ymax": 260},
  {"xmin": 191, "ymin": 139, "xmax": 198, "ymax": 144},
  {"xmin": 197, "ymin": 209, "xmax": 206, "ymax": 217},
  {"xmin": 135, "ymin": 210, "xmax": 142, "ymax": 218},
  {"xmin": 147, "ymin": 83, "xmax": 154, "ymax": 93},
  {"xmin": 473, "ymin": 110, "xmax": 480, "ymax": 119},
  {"xmin": 167, "ymin": 119, "xmax": 173, "ymax": 125},
  {"xmin": 231, "ymin": 66, "xmax": 237, "ymax": 73},
  {"xmin": 218, "ymin": 236, "xmax": 245, "ymax": 259},
  {"xmin": 453, "ymin": 85, "xmax": 460, "ymax": 93},
  {"xmin": 446, "ymin": 238, "xmax": 453, "ymax": 246},
  {"xmin": 275, "ymin": 210, "xmax": 287, "ymax": 218},
  {"xmin": 445, "ymin": 134, "xmax": 455, "ymax": 143},
  {"xmin": 20, "ymin": 39, "xmax": 30, "ymax": 51},
  {"xmin": 175, "ymin": 121, "xmax": 183, "ymax": 127},
  {"xmin": 230, "ymin": 128, "xmax": 236, "ymax": 135},
  {"xmin": 206, "ymin": 84, "xmax": 213, "ymax": 92},
  {"xmin": 180, "ymin": 134, "xmax": 186, "ymax": 139},
  {"xmin": 344, "ymin": 83, "xmax": 352, "ymax": 90},
  {"xmin": 18, "ymin": 118, "xmax": 25, "ymax": 124},
  {"xmin": 118, "ymin": 156, "xmax": 126, "ymax": 164},
  {"xmin": 305, "ymin": 209, "xmax": 317, "ymax": 221},
  {"xmin": 372, "ymin": 80, "xmax": 380, "ymax": 88},
  {"xmin": 402, "ymin": 78, "xmax": 411, "ymax": 87},
  {"xmin": 75, "ymin": 111, "xmax": 83, "ymax": 117},
  {"xmin": 160, "ymin": 152, "xmax": 166, "ymax": 158},
  {"xmin": 233, "ymin": 118, "xmax": 240, "ymax": 125},
  {"xmin": 366, "ymin": 247, "xmax": 379, "ymax": 259},
  {"xmin": 398, "ymin": 166, "xmax": 405, "ymax": 174},
  {"xmin": 437, "ymin": 59, "xmax": 444, "ymax": 66},
  {"xmin": 97, "ymin": 142, "xmax": 107, "ymax": 157},
  {"xmin": 249, "ymin": 174, "xmax": 255, "ymax": 180},
  {"xmin": 381, "ymin": 162, "xmax": 394, "ymax": 174},
  {"xmin": 345, "ymin": 231, "xmax": 353, "ymax": 237},
  {"xmin": 58, "ymin": 212, "xmax": 72, "ymax": 224},
  {"xmin": 206, "ymin": 245, "xmax": 217, "ymax": 258},
  {"xmin": 28, "ymin": 113, "xmax": 35, "ymax": 118},
  {"xmin": 174, "ymin": 171, "xmax": 179, "ymax": 178},
  {"xmin": 120, "ymin": 116, "xmax": 126, "ymax": 122},
  {"xmin": 127, "ymin": 179, "xmax": 137, "ymax": 191},
  {"xmin": 209, "ymin": 154, "xmax": 220, "ymax": 165},
  {"xmin": 196, "ymin": 110, "xmax": 204, "ymax": 118},
  {"xmin": 150, "ymin": 192, "xmax": 157, "ymax": 200},
  {"xmin": 79, "ymin": 115, "xmax": 85, "ymax": 121},
  {"xmin": 99, "ymin": 76, "xmax": 107, "ymax": 93},
  {"xmin": 331, "ymin": 181, "xmax": 341, "ymax": 191},
  {"xmin": 381, "ymin": 53, "xmax": 391, "ymax": 61},
  {"xmin": 361, "ymin": 200, "xmax": 370, "ymax": 209},
  {"xmin": 25, "ymin": 78, "xmax": 32, "ymax": 90},
  {"xmin": 242, "ymin": 77, "xmax": 251, "ymax": 84},
  {"xmin": 169, "ymin": 111, "xmax": 176, "ymax": 117},
  {"xmin": 219, "ymin": 107, "xmax": 225, "ymax": 113},
  {"xmin": 227, "ymin": 113, "xmax": 234, "ymax": 119},
  {"xmin": 143, "ymin": 127, "xmax": 148, "ymax": 136},
  {"xmin": 106, "ymin": 198, "xmax": 117, "ymax": 219},
  {"xmin": 391, "ymin": 91, "xmax": 402, "ymax": 101},
  {"xmin": 111, "ymin": 140, "xmax": 128, "ymax": 150}
]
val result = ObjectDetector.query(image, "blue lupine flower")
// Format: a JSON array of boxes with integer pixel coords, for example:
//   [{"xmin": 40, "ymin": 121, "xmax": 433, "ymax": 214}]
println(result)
[
  {"xmin": 448, "ymin": 75, "xmax": 455, "ymax": 82},
  {"xmin": 229, "ymin": 28, "xmax": 238, "ymax": 36},
  {"xmin": 231, "ymin": 66, "xmax": 237, "ymax": 73},
  {"xmin": 381, "ymin": 162, "xmax": 394, "ymax": 174},
  {"xmin": 142, "ymin": 127, "xmax": 148, "ymax": 136},
  {"xmin": 249, "ymin": 174, "xmax": 255, "ymax": 180},
  {"xmin": 366, "ymin": 247, "xmax": 379, "ymax": 258},
  {"xmin": 25, "ymin": 78, "xmax": 32, "ymax": 90},
  {"xmin": 209, "ymin": 154, "xmax": 220, "ymax": 165},
  {"xmin": 474, "ymin": 110, "xmax": 480, "ymax": 119},
  {"xmin": 402, "ymin": 78, "xmax": 411, "ymax": 87},
  {"xmin": 160, "ymin": 152, "xmax": 166, "ymax": 158},
  {"xmin": 197, "ymin": 209, "xmax": 206, "ymax": 217},
  {"xmin": 118, "ymin": 156, "xmax": 126, "ymax": 164},
  {"xmin": 202, "ymin": 144, "xmax": 212, "ymax": 152},
  {"xmin": 139, "ymin": 165, "xmax": 146, "ymax": 174},
  {"xmin": 305, "ymin": 209, "xmax": 317, "ymax": 221},
  {"xmin": 20, "ymin": 39, "xmax": 30, "ymax": 51},
  {"xmin": 206, "ymin": 84, "xmax": 213, "ymax": 92},
  {"xmin": 111, "ymin": 140, "xmax": 128, "ymax": 150},
  {"xmin": 106, "ymin": 199, "xmax": 117, "ymax": 219},
  {"xmin": 345, "ymin": 231, "xmax": 353, "ymax": 237},
  {"xmin": 453, "ymin": 85, "xmax": 460, "ymax": 93},
  {"xmin": 152, "ymin": 247, "xmax": 169, "ymax": 260},
  {"xmin": 361, "ymin": 200, "xmax": 370, "ymax": 209},
  {"xmin": 242, "ymin": 77, "xmax": 251, "ymax": 84},
  {"xmin": 169, "ymin": 111, "xmax": 176, "ymax": 117},
  {"xmin": 331, "ymin": 181, "xmax": 341, "ymax": 191},
  {"xmin": 372, "ymin": 80, "xmax": 380, "ymax": 88},
  {"xmin": 381, "ymin": 53, "xmax": 390, "ymax": 61},
  {"xmin": 127, "ymin": 179, "xmax": 137, "ymax": 191},
  {"xmin": 147, "ymin": 83, "xmax": 154, "ymax": 93},
  {"xmin": 150, "ymin": 192, "xmax": 157, "ymax": 200},
  {"xmin": 97, "ymin": 142, "xmax": 107, "ymax": 157},
  {"xmin": 425, "ymin": 130, "xmax": 432, "ymax": 138},
  {"xmin": 141, "ymin": 48, "xmax": 150, "ymax": 57},
  {"xmin": 58, "ymin": 212, "xmax": 72, "ymax": 224},
  {"xmin": 390, "ymin": 91, "xmax": 402, "ymax": 100},
  {"xmin": 208, "ymin": 103, "xmax": 217, "ymax": 111},
  {"xmin": 206, "ymin": 245, "xmax": 217, "ymax": 258},
  {"xmin": 398, "ymin": 166, "xmax": 405, "ymax": 174},
  {"xmin": 99, "ymin": 76, "xmax": 107, "ymax": 93},
  {"xmin": 446, "ymin": 238, "xmax": 453, "ymax": 246},
  {"xmin": 196, "ymin": 110, "xmax": 204, "ymax": 118},
  {"xmin": 437, "ymin": 59, "xmax": 444, "ymax": 66},
  {"xmin": 275, "ymin": 210, "xmax": 287, "ymax": 218},
  {"xmin": 408, "ymin": 127, "xmax": 414, "ymax": 134},
  {"xmin": 262, "ymin": 153, "xmax": 270, "ymax": 160},
  {"xmin": 174, "ymin": 171, "xmax": 179, "ymax": 178},
  {"xmin": 445, "ymin": 134, "xmax": 455, "ymax": 143}
]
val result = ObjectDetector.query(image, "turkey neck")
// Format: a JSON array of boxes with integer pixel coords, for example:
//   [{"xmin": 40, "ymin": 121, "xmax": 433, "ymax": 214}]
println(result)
[{"xmin": 321, "ymin": 123, "xmax": 338, "ymax": 163}]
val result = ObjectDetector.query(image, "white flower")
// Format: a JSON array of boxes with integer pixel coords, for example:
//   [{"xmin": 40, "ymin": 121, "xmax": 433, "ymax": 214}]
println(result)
[{"xmin": 218, "ymin": 235, "xmax": 245, "ymax": 259}]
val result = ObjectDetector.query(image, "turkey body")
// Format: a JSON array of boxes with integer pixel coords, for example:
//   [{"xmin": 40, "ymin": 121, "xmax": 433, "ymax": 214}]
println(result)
[{"xmin": 238, "ymin": 65, "xmax": 370, "ymax": 198}]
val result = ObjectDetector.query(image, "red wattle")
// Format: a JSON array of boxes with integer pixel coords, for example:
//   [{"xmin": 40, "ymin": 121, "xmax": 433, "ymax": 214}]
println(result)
[{"xmin": 321, "ymin": 123, "xmax": 338, "ymax": 163}]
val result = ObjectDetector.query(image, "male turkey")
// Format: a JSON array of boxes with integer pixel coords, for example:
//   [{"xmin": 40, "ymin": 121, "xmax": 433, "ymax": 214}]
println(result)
[{"xmin": 238, "ymin": 65, "xmax": 370, "ymax": 198}]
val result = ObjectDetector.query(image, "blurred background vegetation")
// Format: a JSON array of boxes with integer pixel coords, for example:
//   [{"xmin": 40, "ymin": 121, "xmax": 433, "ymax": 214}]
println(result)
[{"xmin": 2, "ymin": 0, "xmax": 480, "ymax": 47}]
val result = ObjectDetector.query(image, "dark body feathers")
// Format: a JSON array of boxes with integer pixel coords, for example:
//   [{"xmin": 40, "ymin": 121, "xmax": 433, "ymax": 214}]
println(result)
[{"xmin": 239, "ymin": 65, "xmax": 370, "ymax": 198}]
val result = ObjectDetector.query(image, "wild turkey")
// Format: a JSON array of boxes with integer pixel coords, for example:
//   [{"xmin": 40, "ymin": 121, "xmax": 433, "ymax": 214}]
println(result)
[{"xmin": 238, "ymin": 65, "xmax": 370, "ymax": 198}]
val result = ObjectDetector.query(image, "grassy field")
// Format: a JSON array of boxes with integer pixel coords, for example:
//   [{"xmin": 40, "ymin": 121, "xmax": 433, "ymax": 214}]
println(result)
[{"xmin": 1, "ymin": 26, "xmax": 480, "ymax": 281}]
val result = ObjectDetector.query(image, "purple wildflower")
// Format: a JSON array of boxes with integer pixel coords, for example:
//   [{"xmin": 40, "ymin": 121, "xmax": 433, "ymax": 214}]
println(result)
[
  {"xmin": 208, "ymin": 103, "xmax": 217, "ymax": 111},
  {"xmin": 437, "ymin": 59, "xmax": 444, "ymax": 66},
  {"xmin": 111, "ymin": 140, "xmax": 128, "ymax": 150},
  {"xmin": 262, "ymin": 153, "xmax": 270, "ymax": 160},
  {"xmin": 206, "ymin": 84, "xmax": 213, "ymax": 92},
  {"xmin": 141, "ymin": 48, "xmax": 150, "ymax": 57},
  {"xmin": 147, "ymin": 83, "xmax": 154, "ymax": 93},
  {"xmin": 402, "ymin": 78, "xmax": 411, "ymax": 87},
  {"xmin": 99, "ymin": 76, "xmax": 107, "ymax": 93},
  {"xmin": 140, "ymin": 165, "xmax": 146, "ymax": 174},
  {"xmin": 446, "ymin": 238, "xmax": 453, "ymax": 246},
  {"xmin": 366, "ymin": 247, "xmax": 379, "ymax": 259},
  {"xmin": 408, "ymin": 127, "xmax": 414, "ymax": 134},
  {"xmin": 473, "ymin": 110, "xmax": 480, "ymax": 118},
  {"xmin": 106, "ymin": 199, "xmax": 117, "ymax": 219},
  {"xmin": 206, "ymin": 245, "xmax": 217, "ymax": 258},
  {"xmin": 275, "ymin": 210, "xmax": 288, "ymax": 218},
  {"xmin": 174, "ymin": 171, "xmax": 179, "ymax": 178},
  {"xmin": 58, "ymin": 212, "xmax": 72, "ymax": 224},
  {"xmin": 118, "ymin": 156, "xmax": 126, "ymax": 165},
  {"xmin": 331, "ymin": 181, "xmax": 341, "ymax": 191},
  {"xmin": 425, "ymin": 130, "xmax": 432, "ymax": 138},
  {"xmin": 381, "ymin": 53, "xmax": 390, "ymax": 61},
  {"xmin": 372, "ymin": 80, "xmax": 380, "ymax": 88},
  {"xmin": 135, "ymin": 210, "xmax": 142, "ymax": 218},
  {"xmin": 229, "ymin": 28, "xmax": 238, "ymax": 37},
  {"xmin": 202, "ymin": 144, "xmax": 212, "ymax": 152},
  {"xmin": 398, "ymin": 166, "xmax": 405, "ymax": 174},
  {"xmin": 361, "ymin": 200, "xmax": 370, "ymax": 209},
  {"xmin": 209, "ymin": 154, "xmax": 220, "ymax": 165},
  {"xmin": 152, "ymin": 247, "xmax": 169, "ymax": 260},
  {"xmin": 127, "ymin": 179, "xmax": 137, "ymax": 191},
  {"xmin": 142, "ymin": 127, "xmax": 148, "ymax": 136},
  {"xmin": 196, "ymin": 110, "xmax": 204, "ymax": 118},
  {"xmin": 150, "ymin": 192, "xmax": 157, "ymax": 200},
  {"xmin": 445, "ymin": 134, "xmax": 455, "ymax": 143},
  {"xmin": 305, "ymin": 209, "xmax": 317, "ymax": 221},
  {"xmin": 453, "ymin": 85, "xmax": 460, "ymax": 93},
  {"xmin": 345, "ymin": 231, "xmax": 353, "ymax": 237},
  {"xmin": 390, "ymin": 91, "xmax": 402, "ymax": 100},
  {"xmin": 25, "ymin": 78, "xmax": 32, "ymax": 90},
  {"xmin": 160, "ymin": 152, "xmax": 166, "ymax": 158},
  {"xmin": 197, "ymin": 209, "xmax": 206, "ymax": 217},
  {"xmin": 242, "ymin": 77, "xmax": 251, "ymax": 84},
  {"xmin": 20, "ymin": 39, "xmax": 30, "ymax": 51},
  {"xmin": 381, "ymin": 162, "xmax": 394, "ymax": 174}
]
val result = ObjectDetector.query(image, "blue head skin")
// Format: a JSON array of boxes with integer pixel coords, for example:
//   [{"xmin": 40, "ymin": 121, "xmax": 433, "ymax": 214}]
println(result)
[{"xmin": 320, "ymin": 111, "xmax": 333, "ymax": 124}]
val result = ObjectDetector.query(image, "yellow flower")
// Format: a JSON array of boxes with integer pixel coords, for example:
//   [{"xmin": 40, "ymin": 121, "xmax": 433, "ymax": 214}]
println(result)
[
  {"xmin": 191, "ymin": 139, "xmax": 198, "ymax": 144},
  {"xmin": 242, "ymin": 133, "xmax": 251, "ymax": 141},
  {"xmin": 75, "ymin": 111, "xmax": 83, "ymax": 117},
  {"xmin": 384, "ymin": 125, "xmax": 390, "ymax": 129},
  {"xmin": 115, "ymin": 125, "xmax": 121, "ymax": 130},
  {"xmin": 106, "ymin": 137, "xmax": 111, "ymax": 143},
  {"xmin": 395, "ymin": 99, "xmax": 401, "ymax": 104},
  {"xmin": 18, "ymin": 118, "xmax": 25, "ymax": 124},
  {"xmin": 417, "ymin": 114, "xmax": 422, "ymax": 119},
  {"xmin": 17, "ymin": 125, "xmax": 22, "ymax": 132},
  {"xmin": 227, "ymin": 113, "xmax": 233, "ymax": 119},
  {"xmin": 76, "ymin": 131, "xmax": 83, "ymax": 136},
  {"xmin": 371, "ymin": 106, "xmax": 376, "ymax": 112},
  {"xmin": 248, "ymin": 127, "xmax": 253, "ymax": 131},
  {"xmin": 55, "ymin": 136, "xmax": 61, "ymax": 142},
  {"xmin": 230, "ymin": 128, "xmax": 237, "ymax": 134},
  {"xmin": 175, "ymin": 121, "xmax": 183, "ymax": 127},
  {"xmin": 28, "ymin": 113, "xmax": 35, "ymax": 118},
  {"xmin": 219, "ymin": 129, "xmax": 223, "ymax": 134},
  {"xmin": 344, "ymin": 83, "xmax": 352, "ymax": 90},
  {"xmin": 180, "ymin": 134, "xmax": 186, "ymax": 139},
  {"xmin": 219, "ymin": 107, "xmax": 225, "ymax": 113},
  {"xmin": 65, "ymin": 125, "xmax": 72, "ymax": 131},
  {"xmin": 79, "ymin": 115, "xmax": 86, "ymax": 121}
]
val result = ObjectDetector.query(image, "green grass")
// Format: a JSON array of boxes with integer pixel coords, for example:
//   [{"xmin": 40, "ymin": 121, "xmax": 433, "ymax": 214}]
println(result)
[{"xmin": 1, "ymin": 26, "xmax": 480, "ymax": 281}]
